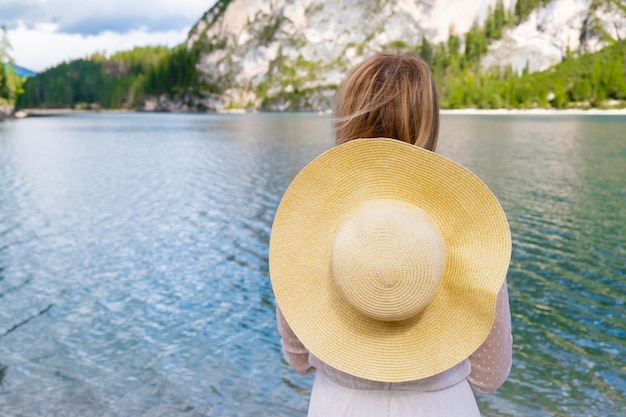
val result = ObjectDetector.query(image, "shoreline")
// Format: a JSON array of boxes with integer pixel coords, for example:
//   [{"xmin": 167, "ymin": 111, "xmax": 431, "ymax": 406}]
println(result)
[
  {"xmin": 12, "ymin": 107, "xmax": 626, "ymax": 118},
  {"xmin": 440, "ymin": 108, "xmax": 626, "ymax": 116},
  {"xmin": 13, "ymin": 108, "xmax": 133, "ymax": 118}
]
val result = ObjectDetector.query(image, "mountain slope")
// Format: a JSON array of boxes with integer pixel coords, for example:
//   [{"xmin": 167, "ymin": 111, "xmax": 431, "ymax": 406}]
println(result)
[
  {"xmin": 482, "ymin": 0, "xmax": 626, "ymax": 72},
  {"xmin": 7, "ymin": 63, "xmax": 36, "ymax": 78},
  {"xmin": 187, "ymin": 0, "xmax": 625, "ymax": 111}
]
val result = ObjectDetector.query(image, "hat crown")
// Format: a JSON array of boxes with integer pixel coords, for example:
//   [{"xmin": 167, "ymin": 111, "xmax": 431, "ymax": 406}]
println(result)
[{"xmin": 331, "ymin": 199, "xmax": 446, "ymax": 321}]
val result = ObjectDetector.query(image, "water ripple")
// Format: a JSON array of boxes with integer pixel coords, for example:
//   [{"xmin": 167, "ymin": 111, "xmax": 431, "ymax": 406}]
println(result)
[{"xmin": 0, "ymin": 113, "xmax": 624, "ymax": 416}]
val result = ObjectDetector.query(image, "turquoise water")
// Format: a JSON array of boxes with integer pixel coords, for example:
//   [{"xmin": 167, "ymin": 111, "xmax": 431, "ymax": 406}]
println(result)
[{"xmin": 0, "ymin": 113, "xmax": 624, "ymax": 416}]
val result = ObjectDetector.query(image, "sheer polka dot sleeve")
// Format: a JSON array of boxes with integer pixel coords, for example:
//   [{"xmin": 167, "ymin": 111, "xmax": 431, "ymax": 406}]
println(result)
[
  {"xmin": 467, "ymin": 281, "xmax": 513, "ymax": 394},
  {"xmin": 276, "ymin": 306, "xmax": 316, "ymax": 376}
]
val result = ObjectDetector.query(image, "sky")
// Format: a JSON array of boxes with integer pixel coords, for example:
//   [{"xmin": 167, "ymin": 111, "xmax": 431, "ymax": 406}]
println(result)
[{"xmin": 1, "ymin": 0, "xmax": 218, "ymax": 72}]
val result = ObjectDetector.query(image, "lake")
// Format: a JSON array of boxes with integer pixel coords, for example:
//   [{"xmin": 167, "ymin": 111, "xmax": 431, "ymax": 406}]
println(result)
[{"xmin": 0, "ymin": 112, "xmax": 624, "ymax": 416}]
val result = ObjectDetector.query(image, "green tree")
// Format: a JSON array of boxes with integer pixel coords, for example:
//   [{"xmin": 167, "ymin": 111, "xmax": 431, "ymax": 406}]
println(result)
[
  {"xmin": 571, "ymin": 78, "xmax": 592, "ymax": 102},
  {"xmin": 143, "ymin": 45, "xmax": 200, "ymax": 97},
  {"xmin": 604, "ymin": 56, "xmax": 626, "ymax": 99},
  {"xmin": 447, "ymin": 26, "xmax": 462, "ymax": 57},
  {"xmin": 0, "ymin": 25, "xmax": 24, "ymax": 104},
  {"xmin": 464, "ymin": 23, "xmax": 488, "ymax": 64},
  {"xmin": 550, "ymin": 81, "xmax": 568, "ymax": 108},
  {"xmin": 485, "ymin": 0, "xmax": 507, "ymax": 39},
  {"xmin": 591, "ymin": 59, "xmax": 604, "ymax": 102},
  {"xmin": 419, "ymin": 37, "xmax": 433, "ymax": 66}
]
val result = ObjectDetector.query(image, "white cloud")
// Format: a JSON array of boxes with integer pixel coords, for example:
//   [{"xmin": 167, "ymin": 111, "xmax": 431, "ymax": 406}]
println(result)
[
  {"xmin": 1, "ymin": 0, "xmax": 217, "ymax": 71},
  {"xmin": 8, "ymin": 23, "xmax": 190, "ymax": 72},
  {"xmin": 2, "ymin": 0, "xmax": 214, "ymax": 32}
]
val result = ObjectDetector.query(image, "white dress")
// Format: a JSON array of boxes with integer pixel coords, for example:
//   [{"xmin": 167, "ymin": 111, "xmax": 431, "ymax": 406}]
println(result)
[{"xmin": 276, "ymin": 283, "xmax": 513, "ymax": 417}]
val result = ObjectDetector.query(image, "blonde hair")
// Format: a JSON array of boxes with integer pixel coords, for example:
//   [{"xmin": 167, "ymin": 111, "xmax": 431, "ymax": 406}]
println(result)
[{"xmin": 333, "ymin": 52, "xmax": 440, "ymax": 151}]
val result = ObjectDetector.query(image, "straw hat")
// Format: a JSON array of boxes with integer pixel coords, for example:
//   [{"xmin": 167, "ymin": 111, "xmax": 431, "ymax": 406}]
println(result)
[{"xmin": 269, "ymin": 138, "xmax": 511, "ymax": 383}]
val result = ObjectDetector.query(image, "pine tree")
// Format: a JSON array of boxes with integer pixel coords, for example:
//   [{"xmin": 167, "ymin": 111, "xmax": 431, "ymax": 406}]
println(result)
[
  {"xmin": 1, "ymin": 26, "xmax": 12, "ymax": 100},
  {"xmin": 0, "ymin": 25, "xmax": 23, "ymax": 104},
  {"xmin": 419, "ymin": 37, "xmax": 433, "ymax": 66}
]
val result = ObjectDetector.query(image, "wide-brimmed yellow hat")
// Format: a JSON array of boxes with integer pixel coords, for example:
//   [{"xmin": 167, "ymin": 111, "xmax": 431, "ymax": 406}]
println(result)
[{"xmin": 269, "ymin": 138, "xmax": 511, "ymax": 382}]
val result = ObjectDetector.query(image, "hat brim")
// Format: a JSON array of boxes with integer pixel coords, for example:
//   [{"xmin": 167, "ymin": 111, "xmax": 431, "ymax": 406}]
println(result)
[{"xmin": 269, "ymin": 138, "xmax": 511, "ymax": 382}]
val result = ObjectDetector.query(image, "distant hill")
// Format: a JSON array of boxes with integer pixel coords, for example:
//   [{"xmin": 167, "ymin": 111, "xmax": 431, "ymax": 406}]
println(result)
[
  {"xmin": 7, "ymin": 63, "xmax": 36, "ymax": 78},
  {"xmin": 16, "ymin": 46, "xmax": 201, "ymax": 111}
]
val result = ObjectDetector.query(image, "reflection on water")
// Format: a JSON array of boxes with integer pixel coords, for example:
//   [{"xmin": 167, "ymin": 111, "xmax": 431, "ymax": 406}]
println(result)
[{"xmin": 0, "ymin": 113, "xmax": 624, "ymax": 416}]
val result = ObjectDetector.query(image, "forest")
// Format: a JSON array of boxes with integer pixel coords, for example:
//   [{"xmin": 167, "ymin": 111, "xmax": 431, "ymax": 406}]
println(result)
[
  {"xmin": 14, "ymin": 45, "xmax": 202, "ymax": 110},
  {"xmin": 9, "ymin": 0, "xmax": 626, "ymax": 111},
  {"xmin": 416, "ymin": 0, "xmax": 626, "ymax": 109}
]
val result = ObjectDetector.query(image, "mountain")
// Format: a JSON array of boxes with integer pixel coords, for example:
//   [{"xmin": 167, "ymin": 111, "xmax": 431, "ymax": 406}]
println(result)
[
  {"xmin": 186, "ymin": 0, "xmax": 626, "ymax": 111},
  {"xmin": 482, "ymin": 0, "xmax": 626, "ymax": 72},
  {"xmin": 8, "ymin": 64, "xmax": 37, "ymax": 78}
]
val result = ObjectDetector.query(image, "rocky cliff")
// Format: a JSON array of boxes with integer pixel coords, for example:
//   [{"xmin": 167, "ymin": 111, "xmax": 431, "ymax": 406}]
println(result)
[
  {"xmin": 186, "ymin": 0, "xmax": 625, "ymax": 111},
  {"xmin": 482, "ymin": 0, "xmax": 626, "ymax": 72}
]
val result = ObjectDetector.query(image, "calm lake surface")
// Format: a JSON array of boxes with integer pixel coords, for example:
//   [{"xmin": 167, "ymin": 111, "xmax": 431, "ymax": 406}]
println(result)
[{"xmin": 0, "ymin": 112, "xmax": 624, "ymax": 416}]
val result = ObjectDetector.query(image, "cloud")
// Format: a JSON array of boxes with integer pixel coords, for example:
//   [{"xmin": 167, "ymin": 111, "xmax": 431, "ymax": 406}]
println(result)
[
  {"xmin": 8, "ymin": 23, "xmax": 191, "ymax": 72},
  {"xmin": 0, "ymin": 1, "xmax": 44, "ymax": 27},
  {"xmin": 63, "ymin": 16, "xmax": 193, "ymax": 36},
  {"xmin": 1, "ymin": 0, "xmax": 217, "ymax": 71},
  {"xmin": 1, "ymin": 0, "xmax": 213, "ymax": 34}
]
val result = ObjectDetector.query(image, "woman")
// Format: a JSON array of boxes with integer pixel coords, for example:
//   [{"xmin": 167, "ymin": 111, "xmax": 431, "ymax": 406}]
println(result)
[{"xmin": 270, "ymin": 51, "xmax": 513, "ymax": 417}]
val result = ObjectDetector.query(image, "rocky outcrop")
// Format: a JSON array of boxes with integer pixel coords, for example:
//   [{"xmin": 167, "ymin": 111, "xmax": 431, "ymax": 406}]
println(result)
[
  {"xmin": 482, "ymin": 0, "xmax": 626, "ymax": 72},
  {"xmin": 140, "ymin": 94, "xmax": 200, "ymax": 112},
  {"xmin": 0, "ymin": 103, "xmax": 14, "ymax": 119},
  {"xmin": 187, "ymin": 0, "xmax": 624, "ymax": 111}
]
